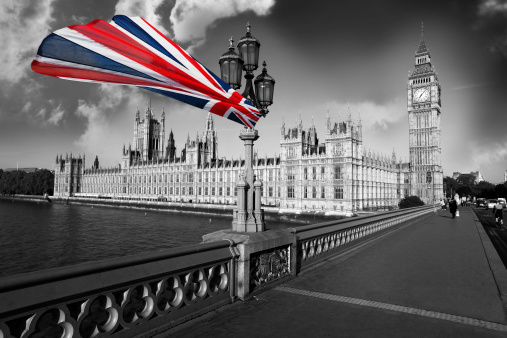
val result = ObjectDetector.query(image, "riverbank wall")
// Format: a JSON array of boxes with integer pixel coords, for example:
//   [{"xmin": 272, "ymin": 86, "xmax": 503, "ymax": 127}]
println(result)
[{"xmin": 0, "ymin": 195, "xmax": 350, "ymax": 224}]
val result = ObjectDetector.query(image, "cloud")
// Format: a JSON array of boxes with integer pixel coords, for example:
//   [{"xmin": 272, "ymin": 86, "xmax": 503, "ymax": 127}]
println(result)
[
  {"xmin": 74, "ymin": 84, "xmax": 145, "ymax": 165},
  {"xmin": 469, "ymin": 139, "xmax": 507, "ymax": 181},
  {"xmin": 114, "ymin": 0, "xmax": 168, "ymax": 35},
  {"xmin": 475, "ymin": 0, "xmax": 507, "ymax": 57},
  {"xmin": 47, "ymin": 104, "xmax": 65, "ymax": 125},
  {"xmin": 170, "ymin": 0, "xmax": 275, "ymax": 51},
  {"xmin": 0, "ymin": 0, "xmax": 56, "ymax": 83},
  {"xmin": 321, "ymin": 98, "xmax": 405, "ymax": 132}
]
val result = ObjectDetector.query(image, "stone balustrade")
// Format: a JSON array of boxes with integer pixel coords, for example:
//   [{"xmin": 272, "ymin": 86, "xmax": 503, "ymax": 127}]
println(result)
[
  {"xmin": 0, "ymin": 241, "xmax": 236, "ymax": 338},
  {"xmin": 0, "ymin": 205, "xmax": 434, "ymax": 337}
]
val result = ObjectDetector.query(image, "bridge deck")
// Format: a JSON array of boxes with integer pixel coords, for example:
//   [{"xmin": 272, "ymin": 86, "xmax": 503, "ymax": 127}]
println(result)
[{"xmin": 166, "ymin": 207, "xmax": 507, "ymax": 338}]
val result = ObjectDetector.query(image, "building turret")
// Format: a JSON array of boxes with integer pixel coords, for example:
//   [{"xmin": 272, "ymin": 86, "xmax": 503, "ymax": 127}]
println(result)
[{"xmin": 166, "ymin": 130, "xmax": 176, "ymax": 163}]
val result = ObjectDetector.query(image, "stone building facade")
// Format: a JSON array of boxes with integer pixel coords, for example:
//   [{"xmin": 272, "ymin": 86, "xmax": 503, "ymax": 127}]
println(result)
[{"xmin": 53, "ymin": 109, "xmax": 411, "ymax": 215}]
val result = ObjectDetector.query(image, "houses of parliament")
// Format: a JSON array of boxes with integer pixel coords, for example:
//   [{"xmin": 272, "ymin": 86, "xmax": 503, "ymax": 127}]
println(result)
[{"xmin": 53, "ymin": 31, "xmax": 444, "ymax": 215}]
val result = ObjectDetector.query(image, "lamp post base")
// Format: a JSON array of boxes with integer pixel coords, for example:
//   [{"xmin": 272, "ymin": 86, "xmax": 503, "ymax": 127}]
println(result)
[{"xmin": 231, "ymin": 128, "xmax": 266, "ymax": 233}]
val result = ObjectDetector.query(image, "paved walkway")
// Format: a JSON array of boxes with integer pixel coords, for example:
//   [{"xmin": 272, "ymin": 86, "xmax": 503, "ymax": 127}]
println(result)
[{"xmin": 166, "ymin": 207, "xmax": 507, "ymax": 338}]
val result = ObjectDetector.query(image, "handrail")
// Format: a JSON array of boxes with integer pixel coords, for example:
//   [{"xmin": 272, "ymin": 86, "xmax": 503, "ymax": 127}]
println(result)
[
  {"xmin": 0, "ymin": 240, "xmax": 232, "ymax": 293},
  {"xmin": 293, "ymin": 205, "xmax": 434, "ymax": 235}
]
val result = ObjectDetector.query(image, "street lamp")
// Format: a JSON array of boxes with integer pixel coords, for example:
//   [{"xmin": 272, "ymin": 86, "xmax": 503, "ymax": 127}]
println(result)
[
  {"xmin": 218, "ymin": 22, "xmax": 275, "ymax": 232},
  {"xmin": 219, "ymin": 22, "xmax": 275, "ymax": 117}
]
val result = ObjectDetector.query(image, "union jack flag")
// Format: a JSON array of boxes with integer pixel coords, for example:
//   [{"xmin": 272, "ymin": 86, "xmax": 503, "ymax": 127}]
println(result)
[{"xmin": 31, "ymin": 15, "xmax": 262, "ymax": 128}]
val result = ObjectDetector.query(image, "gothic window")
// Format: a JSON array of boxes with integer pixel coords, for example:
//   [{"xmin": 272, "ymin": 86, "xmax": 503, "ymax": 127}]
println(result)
[
  {"xmin": 212, "ymin": 187, "xmax": 215, "ymax": 195},
  {"xmin": 189, "ymin": 187, "xmax": 193, "ymax": 195},
  {"xmin": 312, "ymin": 167, "xmax": 317, "ymax": 180},
  {"xmin": 321, "ymin": 187, "xmax": 325, "ymax": 199},
  {"xmin": 269, "ymin": 187, "xmax": 273, "ymax": 197},
  {"xmin": 205, "ymin": 173, "xmax": 209, "ymax": 183},
  {"xmin": 268, "ymin": 170, "xmax": 273, "ymax": 181},
  {"xmin": 165, "ymin": 187, "xmax": 167, "ymax": 194},
  {"xmin": 219, "ymin": 172, "xmax": 223, "ymax": 182},
  {"xmin": 182, "ymin": 187, "xmax": 185, "ymax": 195},
  {"xmin": 212, "ymin": 173, "xmax": 216, "ymax": 182},
  {"xmin": 287, "ymin": 186, "xmax": 294, "ymax": 198},
  {"xmin": 176, "ymin": 174, "xmax": 179, "ymax": 183},
  {"xmin": 198, "ymin": 187, "xmax": 201, "ymax": 195},
  {"xmin": 334, "ymin": 187, "xmax": 344, "ymax": 199},
  {"xmin": 335, "ymin": 165, "xmax": 343, "ymax": 179},
  {"xmin": 304, "ymin": 167, "xmax": 308, "ymax": 180},
  {"xmin": 205, "ymin": 187, "xmax": 208, "ymax": 195},
  {"xmin": 287, "ymin": 166, "xmax": 296, "ymax": 181},
  {"xmin": 304, "ymin": 186, "xmax": 308, "ymax": 198},
  {"xmin": 227, "ymin": 187, "xmax": 231, "ymax": 196},
  {"xmin": 321, "ymin": 167, "xmax": 325, "ymax": 180},
  {"xmin": 149, "ymin": 176, "xmax": 152, "ymax": 183},
  {"xmin": 219, "ymin": 187, "xmax": 222, "ymax": 196},
  {"xmin": 199, "ymin": 172, "xmax": 202, "ymax": 182},
  {"xmin": 170, "ymin": 187, "xmax": 173, "ymax": 194},
  {"xmin": 188, "ymin": 173, "xmax": 194, "ymax": 183},
  {"xmin": 312, "ymin": 187, "xmax": 317, "ymax": 199},
  {"xmin": 176, "ymin": 187, "xmax": 179, "ymax": 195}
]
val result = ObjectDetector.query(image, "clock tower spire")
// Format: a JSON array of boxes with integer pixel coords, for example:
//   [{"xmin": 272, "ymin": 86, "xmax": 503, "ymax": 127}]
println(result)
[{"xmin": 407, "ymin": 24, "xmax": 443, "ymax": 203}]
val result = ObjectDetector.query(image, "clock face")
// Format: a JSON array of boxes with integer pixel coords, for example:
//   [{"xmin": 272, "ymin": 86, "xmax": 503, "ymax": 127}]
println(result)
[{"xmin": 413, "ymin": 87, "xmax": 430, "ymax": 103}]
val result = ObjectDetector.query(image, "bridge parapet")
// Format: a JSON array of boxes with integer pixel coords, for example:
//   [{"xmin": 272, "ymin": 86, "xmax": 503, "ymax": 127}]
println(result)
[
  {"xmin": 0, "ymin": 206, "xmax": 434, "ymax": 337},
  {"xmin": 294, "ymin": 205, "xmax": 435, "ymax": 271},
  {"xmin": 0, "ymin": 241, "xmax": 236, "ymax": 338}
]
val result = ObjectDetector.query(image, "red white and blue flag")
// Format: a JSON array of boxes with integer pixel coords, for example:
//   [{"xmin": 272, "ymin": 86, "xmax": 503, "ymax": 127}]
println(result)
[{"xmin": 31, "ymin": 15, "xmax": 261, "ymax": 128}]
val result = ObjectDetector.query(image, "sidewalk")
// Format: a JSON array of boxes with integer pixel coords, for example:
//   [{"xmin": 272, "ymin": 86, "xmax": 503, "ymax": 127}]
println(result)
[{"xmin": 165, "ymin": 207, "xmax": 507, "ymax": 338}]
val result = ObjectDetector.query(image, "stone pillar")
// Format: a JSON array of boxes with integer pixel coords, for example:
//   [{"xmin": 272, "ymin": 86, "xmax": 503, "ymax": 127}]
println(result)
[
  {"xmin": 232, "ymin": 128, "xmax": 265, "ymax": 232},
  {"xmin": 234, "ymin": 176, "xmax": 247, "ymax": 232},
  {"xmin": 253, "ymin": 178, "xmax": 265, "ymax": 232}
]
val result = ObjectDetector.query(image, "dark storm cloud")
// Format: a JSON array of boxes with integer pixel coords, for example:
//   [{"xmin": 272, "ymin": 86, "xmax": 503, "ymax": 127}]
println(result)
[{"xmin": 474, "ymin": 0, "xmax": 507, "ymax": 58}]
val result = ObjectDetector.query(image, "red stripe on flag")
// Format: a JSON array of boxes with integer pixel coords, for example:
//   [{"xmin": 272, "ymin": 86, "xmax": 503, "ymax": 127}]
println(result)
[
  {"xmin": 71, "ymin": 20, "xmax": 228, "ymax": 104},
  {"xmin": 139, "ymin": 17, "xmax": 223, "ymax": 93}
]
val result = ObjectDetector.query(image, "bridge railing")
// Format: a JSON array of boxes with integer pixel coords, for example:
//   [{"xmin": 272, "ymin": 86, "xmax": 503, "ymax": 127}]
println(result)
[
  {"xmin": 0, "ymin": 205, "xmax": 435, "ymax": 337},
  {"xmin": 293, "ymin": 205, "xmax": 435, "ymax": 271},
  {"xmin": 0, "ymin": 240, "xmax": 237, "ymax": 338}
]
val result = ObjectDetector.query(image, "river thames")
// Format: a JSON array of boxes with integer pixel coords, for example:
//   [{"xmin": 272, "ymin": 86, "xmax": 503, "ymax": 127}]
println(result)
[{"xmin": 0, "ymin": 199, "xmax": 296, "ymax": 278}]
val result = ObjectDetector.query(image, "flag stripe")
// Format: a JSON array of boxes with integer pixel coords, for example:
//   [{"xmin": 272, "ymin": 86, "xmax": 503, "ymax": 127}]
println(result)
[{"xmin": 31, "ymin": 15, "xmax": 262, "ymax": 128}]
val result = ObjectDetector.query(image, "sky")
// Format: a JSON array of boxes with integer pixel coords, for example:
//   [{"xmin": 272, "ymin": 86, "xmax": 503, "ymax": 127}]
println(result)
[{"xmin": 1, "ymin": 0, "xmax": 507, "ymax": 182}]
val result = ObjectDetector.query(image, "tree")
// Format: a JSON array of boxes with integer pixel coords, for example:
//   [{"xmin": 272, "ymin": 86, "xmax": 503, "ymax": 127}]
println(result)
[
  {"xmin": 399, "ymin": 196, "xmax": 425, "ymax": 209},
  {"xmin": 443, "ymin": 176, "xmax": 458, "ymax": 198},
  {"xmin": 456, "ymin": 173, "xmax": 475, "ymax": 187},
  {"xmin": 495, "ymin": 184, "xmax": 507, "ymax": 199},
  {"xmin": 474, "ymin": 181, "xmax": 495, "ymax": 199}
]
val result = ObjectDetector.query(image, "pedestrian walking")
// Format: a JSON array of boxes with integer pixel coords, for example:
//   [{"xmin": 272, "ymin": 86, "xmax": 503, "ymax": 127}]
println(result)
[
  {"xmin": 449, "ymin": 198, "xmax": 458, "ymax": 219},
  {"xmin": 440, "ymin": 199, "xmax": 445, "ymax": 210},
  {"xmin": 493, "ymin": 200, "xmax": 504, "ymax": 229}
]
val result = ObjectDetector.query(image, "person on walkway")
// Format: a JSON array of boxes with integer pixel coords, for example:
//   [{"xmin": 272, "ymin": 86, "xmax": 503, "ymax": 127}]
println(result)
[
  {"xmin": 449, "ymin": 198, "xmax": 458, "ymax": 219},
  {"xmin": 493, "ymin": 200, "xmax": 504, "ymax": 229},
  {"xmin": 440, "ymin": 199, "xmax": 446, "ymax": 210}
]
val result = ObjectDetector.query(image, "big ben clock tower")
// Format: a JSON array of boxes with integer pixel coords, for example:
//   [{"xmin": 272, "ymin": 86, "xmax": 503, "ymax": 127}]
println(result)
[{"xmin": 408, "ymin": 24, "xmax": 443, "ymax": 203}]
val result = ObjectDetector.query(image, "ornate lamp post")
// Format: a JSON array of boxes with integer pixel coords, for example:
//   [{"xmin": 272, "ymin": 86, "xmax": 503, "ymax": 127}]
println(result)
[{"xmin": 219, "ymin": 23, "xmax": 275, "ymax": 232}]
